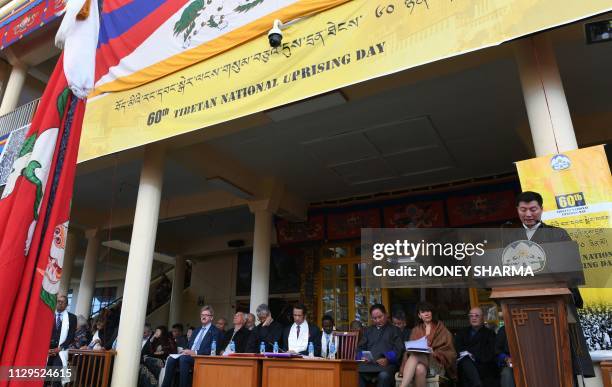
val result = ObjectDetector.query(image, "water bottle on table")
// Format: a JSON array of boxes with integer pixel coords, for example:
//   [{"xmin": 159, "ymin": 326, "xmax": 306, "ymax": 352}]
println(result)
[
  {"xmin": 210, "ymin": 339, "xmax": 217, "ymax": 356},
  {"xmin": 308, "ymin": 342, "xmax": 314, "ymax": 358},
  {"xmin": 329, "ymin": 340, "xmax": 336, "ymax": 360},
  {"xmin": 260, "ymin": 341, "xmax": 266, "ymax": 354},
  {"xmin": 229, "ymin": 340, "xmax": 235, "ymax": 353},
  {"xmin": 273, "ymin": 341, "xmax": 279, "ymax": 354}
]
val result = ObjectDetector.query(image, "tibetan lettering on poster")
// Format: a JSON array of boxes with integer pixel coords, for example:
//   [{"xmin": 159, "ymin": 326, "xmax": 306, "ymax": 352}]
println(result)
[
  {"xmin": 80, "ymin": 0, "xmax": 612, "ymax": 162},
  {"xmin": 276, "ymin": 215, "xmax": 325, "ymax": 244},
  {"xmin": 447, "ymin": 191, "xmax": 516, "ymax": 227},
  {"xmin": 383, "ymin": 201, "xmax": 445, "ymax": 228},
  {"xmin": 327, "ymin": 209, "xmax": 380, "ymax": 240},
  {"xmin": 516, "ymin": 145, "xmax": 612, "ymax": 352}
]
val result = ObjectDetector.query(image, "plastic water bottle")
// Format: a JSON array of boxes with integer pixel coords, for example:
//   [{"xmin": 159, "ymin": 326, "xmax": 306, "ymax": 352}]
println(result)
[
  {"xmin": 329, "ymin": 340, "xmax": 336, "ymax": 360},
  {"xmin": 229, "ymin": 340, "xmax": 235, "ymax": 353},
  {"xmin": 308, "ymin": 342, "xmax": 314, "ymax": 358},
  {"xmin": 260, "ymin": 341, "xmax": 266, "ymax": 354},
  {"xmin": 273, "ymin": 341, "xmax": 279, "ymax": 354},
  {"xmin": 210, "ymin": 339, "xmax": 217, "ymax": 356}
]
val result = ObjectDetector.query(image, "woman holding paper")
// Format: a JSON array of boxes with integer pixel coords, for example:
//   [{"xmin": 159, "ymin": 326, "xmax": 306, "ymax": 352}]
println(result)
[{"xmin": 398, "ymin": 302, "xmax": 457, "ymax": 387}]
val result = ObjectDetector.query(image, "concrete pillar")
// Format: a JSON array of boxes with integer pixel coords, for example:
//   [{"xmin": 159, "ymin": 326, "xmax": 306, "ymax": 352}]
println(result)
[
  {"xmin": 60, "ymin": 230, "xmax": 79, "ymax": 296},
  {"xmin": 169, "ymin": 256, "xmax": 185, "ymax": 326},
  {"xmin": 514, "ymin": 33, "xmax": 578, "ymax": 156},
  {"xmin": 75, "ymin": 229, "xmax": 100, "ymax": 317},
  {"xmin": 248, "ymin": 206, "xmax": 273, "ymax": 313},
  {"xmin": 0, "ymin": 62, "xmax": 27, "ymax": 115},
  {"xmin": 111, "ymin": 143, "xmax": 165, "ymax": 387}
]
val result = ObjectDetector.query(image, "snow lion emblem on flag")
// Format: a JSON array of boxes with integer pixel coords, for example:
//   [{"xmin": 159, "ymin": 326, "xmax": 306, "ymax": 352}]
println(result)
[{"xmin": 174, "ymin": 0, "xmax": 265, "ymax": 48}]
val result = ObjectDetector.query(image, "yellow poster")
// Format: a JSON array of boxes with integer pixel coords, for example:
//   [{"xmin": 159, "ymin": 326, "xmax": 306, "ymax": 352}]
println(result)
[
  {"xmin": 80, "ymin": 0, "xmax": 612, "ymax": 162},
  {"xmin": 517, "ymin": 145, "xmax": 612, "ymax": 351}
]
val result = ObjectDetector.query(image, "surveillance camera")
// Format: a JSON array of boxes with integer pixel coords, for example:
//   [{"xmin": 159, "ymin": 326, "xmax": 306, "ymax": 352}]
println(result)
[{"xmin": 268, "ymin": 19, "xmax": 283, "ymax": 48}]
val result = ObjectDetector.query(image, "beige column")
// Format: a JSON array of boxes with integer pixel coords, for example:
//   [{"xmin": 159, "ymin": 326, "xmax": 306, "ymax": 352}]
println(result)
[
  {"xmin": 111, "ymin": 143, "xmax": 165, "ymax": 387},
  {"xmin": 514, "ymin": 33, "xmax": 578, "ymax": 156},
  {"xmin": 60, "ymin": 230, "xmax": 79, "ymax": 296},
  {"xmin": 75, "ymin": 229, "xmax": 100, "ymax": 317},
  {"xmin": 0, "ymin": 62, "xmax": 27, "ymax": 115},
  {"xmin": 248, "ymin": 205, "xmax": 273, "ymax": 313},
  {"xmin": 169, "ymin": 255, "xmax": 186, "ymax": 326}
]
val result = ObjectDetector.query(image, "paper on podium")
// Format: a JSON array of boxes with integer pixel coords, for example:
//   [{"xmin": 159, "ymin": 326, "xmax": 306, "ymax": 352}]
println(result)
[{"xmin": 405, "ymin": 337, "xmax": 432, "ymax": 353}]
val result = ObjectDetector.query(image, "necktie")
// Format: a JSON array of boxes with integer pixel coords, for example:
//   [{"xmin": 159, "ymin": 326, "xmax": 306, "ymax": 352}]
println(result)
[
  {"xmin": 326, "ymin": 334, "xmax": 331, "ymax": 356},
  {"xmin": 296, "ymin": 324, "xmax": 300, "ymax": 339},
  {"xmin": 56, "ymin": 313, "xmax": 62, "ymax": 330},
  {"xmin": 192, "ymin": 327, "xmax": 206, "ymax": 351}
]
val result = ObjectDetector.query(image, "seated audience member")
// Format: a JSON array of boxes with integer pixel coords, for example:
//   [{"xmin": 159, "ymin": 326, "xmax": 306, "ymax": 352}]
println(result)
[
  {"xmin": 321, "ymin": 315, "xmax": 339, "ymax": 359},
  {"xmin": 186, "ymin": 326, "xmax": 194, "ymax": 342},
  {"xmin": 392, "ymin": 310, "xmax": 411, "ymax": 343},
  {"xmin": 172, "ymin": 323, "xmax": 188, "ymax": 350},
  {"xmin": 282, "ymin": 304, "xmax": 321, "ymax": 356},
  {"xmin": 245, "ymin": 313, "xmax": 256, "ymax": 331},
  {"xmin": 246, "ymin": 304, "xmax": 284, "ymax": 353},
  {"xmin": 495, "ymin": 326, "xmax": 515, "ymax": 387},
  {"xmin": 357, "ymin": 304, "xmax": 404, "ymax": 387},
  {"xmin": 70, "ymin": 315, "xmax": 92, "ymax": 349},
  {"xmin": 455, "ymin": 307, "xmax": 498, "ymax": 387},
  {"xmin": 140, "ymin": 326, "xmax": 177, "ymax": 387},
  {"xmin": 88, "ymin": 318, "xmax": 113, "ymax": 350},
  {"xmin": 161, "ymin": 305, "xmax": 221, "ymax": 387},
  {"xmin": 215, "ymin": 317, "xmax": 228, "ymax": 334},
  {"xmin": 399, "ymin": 302, "xmax": 457, "ymax": 387},
  {"xmin": 220, "ymin": 312, "xmax": 250, "ymax": 354}
]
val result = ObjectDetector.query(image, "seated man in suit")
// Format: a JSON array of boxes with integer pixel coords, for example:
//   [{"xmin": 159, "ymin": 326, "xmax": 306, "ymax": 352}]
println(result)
[
  {"xmin": 357, "ymin": 304, "xmax": 404, "ymax": 387},
  {"xmin": 47, "ymin": 295, "xmax": 77, "ymax": 386},
  {"xmin": 455, "ymin": 307, "xmax": 498, "ymax": 387},
  {"xmin": 161, "ymin": 305, "xmax": 221, "ymax": 387},
  {"xmin": 219, "ymin": 312, "xmax": 250, "ymax": 354},
  {"xmin": 246, "ymin": 304, "xmax": 284, "ymax": 353},
  {"xmin": 282, "ymin": 304, "xmax": 321, "ymax": 356}
]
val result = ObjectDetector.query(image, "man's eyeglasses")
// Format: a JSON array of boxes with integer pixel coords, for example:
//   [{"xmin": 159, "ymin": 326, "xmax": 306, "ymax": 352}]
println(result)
[
  {"xmin": 468, "ymin": 314, "xmax": 481, "ymax": 318},
  {"xmin": 201, "ymin": 313, "xmax": 213, "ymax": 318}
]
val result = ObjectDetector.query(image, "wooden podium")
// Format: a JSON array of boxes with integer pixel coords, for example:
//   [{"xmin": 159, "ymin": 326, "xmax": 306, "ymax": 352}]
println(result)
[
  {"xmin": 490, "ymin": 287, "xmax": 574, "ymax": 387},
  {"xmin": 262, "ymin": 358, "xmax": 358, "ymax": 387}
]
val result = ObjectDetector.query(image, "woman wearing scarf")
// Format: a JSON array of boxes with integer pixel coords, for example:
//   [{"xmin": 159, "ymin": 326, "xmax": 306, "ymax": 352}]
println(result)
[{"xmin": 398, "ymin": 302, "xmax": 457, "ymax": 387}]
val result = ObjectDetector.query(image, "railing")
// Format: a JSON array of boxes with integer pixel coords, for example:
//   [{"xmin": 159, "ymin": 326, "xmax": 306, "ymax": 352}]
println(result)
[
  {"xmin": 67, "ymin": 349, "xmax": 116, "ymax": 387},
  {"xmin": 0, "ymin": 98, "xmax": 39, "ymax": 137}
]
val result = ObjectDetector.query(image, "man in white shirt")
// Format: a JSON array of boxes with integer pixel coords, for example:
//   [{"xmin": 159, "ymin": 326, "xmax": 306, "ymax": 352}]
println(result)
[
  {"xmin": 281, "ymin": 304, "xmax": 321, "ymax": 356},
  {"xmin": 320, "ymin": 315, "xmax": 338, "ymax": 359}
]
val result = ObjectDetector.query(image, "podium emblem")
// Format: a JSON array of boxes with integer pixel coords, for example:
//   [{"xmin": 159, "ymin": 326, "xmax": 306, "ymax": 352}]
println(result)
[{"xmin": 501, "ymin": 240, "xmax": 547, "ymax": 273}]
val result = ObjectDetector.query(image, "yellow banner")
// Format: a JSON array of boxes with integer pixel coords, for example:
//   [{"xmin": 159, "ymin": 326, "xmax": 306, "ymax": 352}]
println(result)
[
  {"xmin": 80, "ymin": 0, "xmax": 612, "ymax": 162},
  {"xmin": 516, "ymin": 145, "xmax": 612, "ymax": 288}
]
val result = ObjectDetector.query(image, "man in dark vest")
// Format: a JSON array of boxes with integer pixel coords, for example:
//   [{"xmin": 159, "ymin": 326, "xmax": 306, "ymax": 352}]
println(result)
[
  {"xmin": 357, "ymin": 303, "xmax": 404, "ymax": 387},
  {"xmin": 455, "ymin": 307, "xmax": 498, "ymax": 387}
]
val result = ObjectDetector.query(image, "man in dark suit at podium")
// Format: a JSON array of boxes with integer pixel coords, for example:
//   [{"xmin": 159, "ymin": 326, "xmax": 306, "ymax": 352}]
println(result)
[{"xmin": 511, "ymin": 191, "xmax": 595, "ymax": 381}]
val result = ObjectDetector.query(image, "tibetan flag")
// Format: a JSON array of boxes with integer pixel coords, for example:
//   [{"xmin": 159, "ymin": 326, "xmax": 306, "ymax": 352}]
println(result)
[
  {"xmin": 93, "ymin": 0, "xmax": 349, "ymax": 95},
  {"xmin": 0, "ymin": 0, "xmax": 98, "ymax": 383}
]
